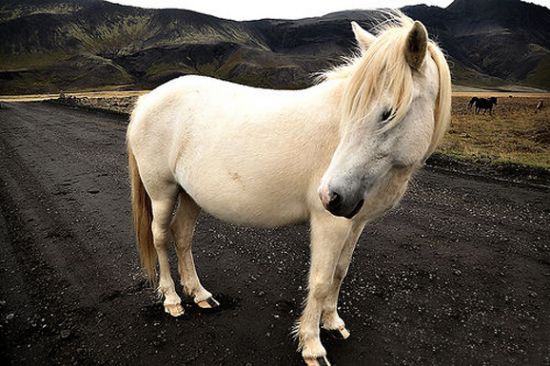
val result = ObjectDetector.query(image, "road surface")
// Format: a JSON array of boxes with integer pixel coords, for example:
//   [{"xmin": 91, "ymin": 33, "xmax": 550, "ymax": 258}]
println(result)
[{"xmin": 0, "ymin": 102, "xmax": 548, "ymax": 365}]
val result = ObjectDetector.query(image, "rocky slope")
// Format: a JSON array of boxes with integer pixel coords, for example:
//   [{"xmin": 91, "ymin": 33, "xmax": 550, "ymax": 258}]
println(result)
[{"xmin": 0, "ymin": 0, "xmax": 549, "ymax": 93}]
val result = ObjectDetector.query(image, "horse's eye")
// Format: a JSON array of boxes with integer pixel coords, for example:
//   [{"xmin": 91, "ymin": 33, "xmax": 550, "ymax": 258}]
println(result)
[{"xmin": 381, "ymin": 109, "xmax": 393, "ymax": 122}]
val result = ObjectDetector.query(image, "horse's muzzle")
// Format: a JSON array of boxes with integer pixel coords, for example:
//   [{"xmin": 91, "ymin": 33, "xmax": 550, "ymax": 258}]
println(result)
[{"xmin": 319, "ymin": 186, "xmax": 364, "ymax": 219}]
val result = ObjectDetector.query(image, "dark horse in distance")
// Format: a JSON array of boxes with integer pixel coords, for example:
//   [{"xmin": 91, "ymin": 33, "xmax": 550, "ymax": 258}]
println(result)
[{"xmin": 468, "ymin": 97, "xmax": 497, "ymax": 115}]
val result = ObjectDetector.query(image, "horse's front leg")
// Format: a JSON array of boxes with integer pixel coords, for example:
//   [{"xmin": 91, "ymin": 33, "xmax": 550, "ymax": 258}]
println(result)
[
  {"xmin": 297, "ymin": 213, "xmax": 352, "ymax": 366},
  {"xmin": 321, "ymin": 222, "xmax": 365, "ymax": 339}
]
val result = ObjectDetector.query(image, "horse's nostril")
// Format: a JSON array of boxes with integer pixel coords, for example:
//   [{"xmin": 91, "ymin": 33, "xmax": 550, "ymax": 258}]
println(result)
[{"xmin": 328, "ymin": 191, "xmax": 342, "ymax": 208}]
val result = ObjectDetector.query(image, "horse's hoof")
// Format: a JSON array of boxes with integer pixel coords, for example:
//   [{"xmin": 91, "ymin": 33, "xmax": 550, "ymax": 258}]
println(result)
[
  {"xmin": 164, "ymin": 303, "xmax": 185, "ymax": 317},
  {"xmin": 323, "ymin": 324, "xmax": 350, "ymax": 340},
  {"xmin": 197, "ymin": 296, "xmax": 220, "ymax": 309},
  {"xmin": 327, "ymin": 325, "xmax": 350, "ymax": 340},
  {"xmin": 304, "ymin": 356, "xmax": 331, "ymax": 366},
  {"xmin": 339, "ymin": 326, "xmax": 351, "ymax": 339}
]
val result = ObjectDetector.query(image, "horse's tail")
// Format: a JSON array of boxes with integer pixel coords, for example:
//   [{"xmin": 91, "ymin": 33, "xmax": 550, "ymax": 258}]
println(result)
[{"xmin": 128, "ymin": 146, "xmax": 157, "ymax": 286}]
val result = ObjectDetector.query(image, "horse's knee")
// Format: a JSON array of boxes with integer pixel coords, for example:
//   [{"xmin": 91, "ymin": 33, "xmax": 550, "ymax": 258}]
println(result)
[{"xmin": 309, "ymin": 279, "xmax": 333, "ymax": 300}]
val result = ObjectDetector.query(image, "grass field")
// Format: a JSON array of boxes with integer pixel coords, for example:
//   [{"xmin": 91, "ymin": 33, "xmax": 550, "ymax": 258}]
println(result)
[
  {"xmin": 1, "ymin": 91, "xmax": 549, "ymax": 169},
  {"xmin": 443, "ymin": 95, "xmax": 550, "ymax": 169}
]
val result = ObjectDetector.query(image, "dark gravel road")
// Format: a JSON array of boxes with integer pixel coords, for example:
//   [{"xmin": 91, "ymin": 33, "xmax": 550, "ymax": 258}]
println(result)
[{"xmin": 0, "ymin": 102, "xmax": 549, "ymax": 366}]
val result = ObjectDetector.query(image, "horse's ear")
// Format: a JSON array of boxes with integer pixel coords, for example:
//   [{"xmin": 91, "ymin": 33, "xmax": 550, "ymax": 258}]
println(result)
[
  {"xmin": 351, "ymin": 21, "xmax": 375, "ymax": 52},
  {"xmin": 404, "ymin": 21, "xmax": 428, "ymax": 70}
]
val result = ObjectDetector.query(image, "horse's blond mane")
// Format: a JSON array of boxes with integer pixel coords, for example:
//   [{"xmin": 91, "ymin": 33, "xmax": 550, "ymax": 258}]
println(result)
[
  {"xmin": 426, "ymin": 39, "xmax": 452, "ymax": 156},
  {"xmin": 321, "ymin": 13, "xmax": 451, "ymax": 158}
]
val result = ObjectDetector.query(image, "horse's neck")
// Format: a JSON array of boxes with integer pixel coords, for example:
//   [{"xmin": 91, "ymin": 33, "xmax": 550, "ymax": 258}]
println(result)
[
  {"xmin": 289, "ymin": 79, "xmax": 346, "ymax": 174},
  {"xmin": 314, "ymin": 78, "xmax": 349, "ymax": 131}
]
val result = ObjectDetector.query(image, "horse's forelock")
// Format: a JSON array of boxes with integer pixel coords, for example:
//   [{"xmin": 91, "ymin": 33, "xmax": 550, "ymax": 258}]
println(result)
[{"xmin": 339, "ymin": 15, "xmax": 415, "ymax": 129}]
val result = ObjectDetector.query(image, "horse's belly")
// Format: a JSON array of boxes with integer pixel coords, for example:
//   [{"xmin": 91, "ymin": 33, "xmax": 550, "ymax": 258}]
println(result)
[
  {"xmin": 193, "ymin": 192, "xmax": 308, "ymax": 228},
  {"xmin": 179, "ymin": 173, "xmax": 310, "ymax": 228},
  {"xmin": 204, "ymin": 201, "xmax": 307, "ymax": 228}
]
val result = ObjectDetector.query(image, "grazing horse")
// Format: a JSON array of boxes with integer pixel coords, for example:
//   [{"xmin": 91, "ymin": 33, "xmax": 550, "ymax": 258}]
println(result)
[
  {"xmin": 127, "ymin": 14, "xmax": 451, "ymax": 366},
  {"xmin": 468, "ymin": 96, "xmax": 478, "ymax": 109},
  {"xmin": 473, "ymin": 97, "xmax": 497, "ymax": 115}
]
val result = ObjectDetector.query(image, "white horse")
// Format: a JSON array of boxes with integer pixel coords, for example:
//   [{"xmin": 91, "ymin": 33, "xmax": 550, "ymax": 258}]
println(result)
[{"xmin": 127, "ymin": 14, "xmax": 451, "ymax": 366}]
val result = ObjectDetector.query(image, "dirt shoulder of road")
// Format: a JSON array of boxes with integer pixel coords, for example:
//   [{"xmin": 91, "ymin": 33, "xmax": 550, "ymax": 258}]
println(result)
[{"xmin": 426, "ymin": 153, "xmax": 550, "ymax": 189}]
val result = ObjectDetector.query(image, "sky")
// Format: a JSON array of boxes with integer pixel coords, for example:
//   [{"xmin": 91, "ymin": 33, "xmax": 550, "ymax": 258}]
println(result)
[{"xmin": 108, "ymin": 0, "xmax": 550, "ymax": 20}]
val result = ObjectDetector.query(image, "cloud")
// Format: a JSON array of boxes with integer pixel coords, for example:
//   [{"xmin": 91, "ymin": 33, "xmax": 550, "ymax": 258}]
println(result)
[{"xmin": 107, "ymin": 0, "xmax": 456, "ymax": 20}]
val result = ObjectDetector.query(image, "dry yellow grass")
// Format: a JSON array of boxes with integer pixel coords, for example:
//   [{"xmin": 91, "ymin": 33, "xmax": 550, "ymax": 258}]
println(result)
[
  {"xmin": 0, "ymin": 90, "xmax": 147, "ymax": 102},
  {"xmin": 452, "ymin": 91, "xmax": 550, "ymax": 98},
  {"xmin": 441, "ymin": 95, "xmax": 550, "ymax": 169}
]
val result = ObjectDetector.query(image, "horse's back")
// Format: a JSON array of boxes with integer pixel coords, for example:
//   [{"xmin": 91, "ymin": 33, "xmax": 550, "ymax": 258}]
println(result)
[{"xmin": 130, "ymin": 75, "xmax": 311, "ymax": 134}]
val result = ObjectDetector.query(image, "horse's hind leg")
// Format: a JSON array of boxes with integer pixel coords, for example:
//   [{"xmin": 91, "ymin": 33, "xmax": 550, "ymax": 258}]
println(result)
[
  {"xmin": 171, "ymin": 192, "xmax": 219, "ymax": 308},
  {"xmin": 149, "ymin": 185, "xmax": 184, "ymax": 317},
  {"xmin": 321, "ymin": 223, "xmax": 365, "ymax": 340}
]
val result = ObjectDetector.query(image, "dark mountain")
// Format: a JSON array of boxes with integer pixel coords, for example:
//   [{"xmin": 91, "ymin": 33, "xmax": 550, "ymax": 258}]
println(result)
[
  {"xmin": 405, "ymin": 0, "xmax": 550, "ymax": 88},
  {"xmin": 0, "ymin": 0, "xmax": 549, "ymax": 94}
]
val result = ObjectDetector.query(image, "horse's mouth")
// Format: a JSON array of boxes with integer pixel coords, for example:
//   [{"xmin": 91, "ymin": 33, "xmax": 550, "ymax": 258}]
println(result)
[{"xmin": 344, "ymin": 199, "xmax": 364, "ymax": 219}]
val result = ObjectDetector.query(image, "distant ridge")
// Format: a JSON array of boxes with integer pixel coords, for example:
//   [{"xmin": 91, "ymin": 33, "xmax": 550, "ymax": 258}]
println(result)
[{"xmin": 0, "ymin": 0, "xmax": 549, "ymax": 94}]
